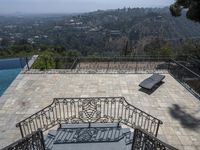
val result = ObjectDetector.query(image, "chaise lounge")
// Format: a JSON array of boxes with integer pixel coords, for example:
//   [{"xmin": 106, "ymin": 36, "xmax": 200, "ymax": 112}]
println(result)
[{"xmin": 139, "ymin": 73, "xmax": 165, "ymax": 90}]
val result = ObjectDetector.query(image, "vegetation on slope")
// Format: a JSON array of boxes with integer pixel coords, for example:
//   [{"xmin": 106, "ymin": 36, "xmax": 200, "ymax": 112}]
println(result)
[{"xmin": 0, "ymin": 7, "xmax": 200, "ymax": 59}]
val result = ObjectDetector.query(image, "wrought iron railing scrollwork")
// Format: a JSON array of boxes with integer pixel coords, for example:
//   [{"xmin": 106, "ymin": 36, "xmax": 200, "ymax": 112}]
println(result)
[
  {"xmin": 1, "ymin": 129, "xmax": 45, "ymax": 150},
  {"xmin": 16, "ymin": 97, "xmax": 163, "ymax": 138},
  {"xmin": 132, "ymin": 128, "xmax": 178, "ymax": 150}
]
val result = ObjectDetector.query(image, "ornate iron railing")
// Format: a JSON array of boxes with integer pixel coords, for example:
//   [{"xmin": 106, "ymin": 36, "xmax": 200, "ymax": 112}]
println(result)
[
  {"xmin": 16, "ymin": 97, "xmax": 163, "ymax": 138},
  {"xmin": 1, "ymin": 129, "xmax": 45, "ymax": 150},
  {"xmin": 132, "ymin": 128, "xmax": 177, "ymax": 150}
]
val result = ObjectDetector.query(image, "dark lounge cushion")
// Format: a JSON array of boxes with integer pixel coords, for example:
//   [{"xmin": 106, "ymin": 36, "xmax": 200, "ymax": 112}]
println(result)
[{"xmin": 139, "ymin": 74, "xmax": 165, "ymax": 90}]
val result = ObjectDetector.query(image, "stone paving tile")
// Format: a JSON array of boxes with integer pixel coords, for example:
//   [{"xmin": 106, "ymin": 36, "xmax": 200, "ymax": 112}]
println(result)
[{"xmin": 0, "ymin": 73, "xmax": 199, "ymax": 149}]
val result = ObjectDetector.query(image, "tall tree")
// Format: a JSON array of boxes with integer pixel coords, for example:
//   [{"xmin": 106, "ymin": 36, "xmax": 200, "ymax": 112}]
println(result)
[{"xmin": 170, "ymin": 0, "xmax": 200, "ymax": 22}]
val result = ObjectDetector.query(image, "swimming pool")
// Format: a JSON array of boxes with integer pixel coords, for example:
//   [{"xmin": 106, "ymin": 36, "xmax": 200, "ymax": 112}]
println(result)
[
  {"xmin": 0, "ymin": 58, "xmax": 27, "ymax": 96},
  {"xmin": 0, "ymin": 68, "xmax": 21, "ymax": 95}
]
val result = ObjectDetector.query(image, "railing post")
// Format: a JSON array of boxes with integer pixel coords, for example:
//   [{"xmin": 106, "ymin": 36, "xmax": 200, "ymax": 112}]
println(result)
[
  {"xmin": 168, "ymin": 59, "xmax": 171, "ymax": 71},
  {"xmin": 45, "ymin": 57, "xmax": 48, "ymax": 70},
  {"xmin": 39, "ymin": 129, "xmax": 46, "ymax": 150},
  {"xmin": 135, "ymin": 60, "xmax": 138, "ymax": 73},
  {"xmin": 117, "ymin": 122, "xmax": 120, "ymax": 128},
  {"xmin": 107, "ymin": 61, "xmax": 110, "ymax": 72},
  {"xmin": 59, "ymin": 123, "xmax": 62, "ymax": 129},
  {"xmin": 17, "ymin": 123, "xmax": 24, "ymax": 138},
  {"xmin": 78, "ymin": 57, "xmax": 81, "ymax": 69},
  {"xmin": 132, "ymin": 129, "xmax": 141, "ymax": 150},
  {"xmin": 155, "ymin": 121, "xmax": 161, "ymax": 137},
  {"xmin": 19, "ymin": 57, "xmax": 23, "ymax": 69},
  {"xmin": 25, "ymin": 57, "xmax": 30, "ymax": 70}
]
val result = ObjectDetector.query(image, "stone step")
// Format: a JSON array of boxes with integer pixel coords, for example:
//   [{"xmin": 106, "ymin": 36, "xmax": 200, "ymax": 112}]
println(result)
[
  {"xmin": 45, "ymin": 123, "xmax": 134, "ymax": 150},
  {"xmin": 122, "ymin": 128, "xmax": 134, "ymax": 145},
  {"xmin": 60, "ymin": 123, "xmax": 120, "ymax": 128},
  {"xmin": 52, "ymin": 140, "xmax": 127, "ymax": 150},
  {"xmin": 45, "ymin": 130, "xmax": 57, "ymax": 150}
]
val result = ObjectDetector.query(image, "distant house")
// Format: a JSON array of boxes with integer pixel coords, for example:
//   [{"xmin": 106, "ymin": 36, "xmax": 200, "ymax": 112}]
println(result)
[
  {"xmin": 33, "ymin": 23, "xmax": 39, "ymax": 27},
  {"xmin": 43, "ymin": 35, "xmax": 48, "ymax": 38},
  {"xmin": 70, "ymin": 19, "xmax": 75, "ymax": 23},
  {"xmin": 4, "ymin": 25, "xmax": 16, "ymax": 29},
  {"xmin": 109, "ymin": 30, "xmax": 121, "ymax": 39},
  {"xmin": 110, "ymin": 30, "xmax": 121, "ymax": 36},
  {"xmin": 54, "ymin": 26, "xmax": 62, "ymax": 30},
  {"xmin": 27, "ymin": 38, "xmax": 34, "ymax": 44},
  {"xmin": 89, "ymin": 27, "xmax": 101, "ymax": 32},
  {"xmin": 74, "ymin": 26, "xmax": 90, "ymax": 30},
  {"xmin": 34, "ymin": 36, "xmax": 39, "ymax": 39}
]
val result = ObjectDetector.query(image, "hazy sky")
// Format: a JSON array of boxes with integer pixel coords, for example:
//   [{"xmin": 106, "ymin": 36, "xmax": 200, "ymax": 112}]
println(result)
[{"xmin": 0, "ymin": 0, "xmax": 174, "ymax": 14}]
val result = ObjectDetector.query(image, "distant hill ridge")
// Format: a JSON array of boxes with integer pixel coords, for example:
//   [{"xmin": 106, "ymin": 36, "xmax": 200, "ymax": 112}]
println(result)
[{"xmin": 82, "ymin": 7, "xmax": 200, "ymax": 40}]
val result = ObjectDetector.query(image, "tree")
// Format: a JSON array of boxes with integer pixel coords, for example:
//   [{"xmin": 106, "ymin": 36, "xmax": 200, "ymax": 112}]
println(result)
[
  {"xmin": 170, "ymin": 0, "xmax": 200, "ymax": 22},
  {"xmin": 159, "ymin": 43, "xmax": 171, "ymax": 56},
  {"xmin": 32, "ymin": 51, "xmax": 56, "ymax": 70},
  {"xmin": 176, "ymin": 40, "xmax": 200, "ymax": 57},
  {"xmin": 0, "ymin": 38, "xmax": 9, "ymax": 46},
  {"xmin": 144, "ymin": 39, "xmax": 171, "ymax": 56}
]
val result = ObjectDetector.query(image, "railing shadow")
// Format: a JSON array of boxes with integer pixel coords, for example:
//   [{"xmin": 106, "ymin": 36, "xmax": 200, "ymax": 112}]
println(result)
[
  {"xmin": 52, "ymin": 125, "xmax": 132, "ymax": 144},
  {"xmin": 168, "ymin": 104, "xmax": 200, "ymax": 130},
  {"xmin": 45, "ymin": 124, "xmax": 133, "ymax": 150}
]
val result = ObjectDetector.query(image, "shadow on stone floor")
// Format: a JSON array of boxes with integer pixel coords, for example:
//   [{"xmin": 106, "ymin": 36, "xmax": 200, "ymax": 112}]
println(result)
[
  {"xmin": 168, "ymin": 104, "xmax": 200, "ymax": 130},
  {"xmin": 139, "ymin": 81, "xmax": 164, "ymax": 95}
]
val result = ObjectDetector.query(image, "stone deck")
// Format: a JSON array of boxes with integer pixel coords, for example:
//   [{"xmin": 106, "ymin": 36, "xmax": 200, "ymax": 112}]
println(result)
[{"xmin": 0, "ymin": 73, "xmax": 199, "ymax": 149}]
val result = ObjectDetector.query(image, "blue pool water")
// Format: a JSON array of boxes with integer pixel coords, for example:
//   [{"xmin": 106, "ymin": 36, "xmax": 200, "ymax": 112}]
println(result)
[
  {"xmin": 0, "ymin": 68, "xmax": 21, "ymax": 96},
  {"xmin": 0, "ymin": 58, "xmax": 27, "ymax": 96}
]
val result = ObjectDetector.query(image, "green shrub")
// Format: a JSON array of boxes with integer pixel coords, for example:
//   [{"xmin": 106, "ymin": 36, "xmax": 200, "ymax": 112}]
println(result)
[{"xmin": 32, "ymin": 51, "xmax": 56, "ymax": 70}]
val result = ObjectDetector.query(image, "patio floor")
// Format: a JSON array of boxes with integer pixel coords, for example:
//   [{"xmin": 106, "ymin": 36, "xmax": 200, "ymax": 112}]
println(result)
[{"xmin": 0, "ymin": 73, "xmax": 199, "ymax": 149}]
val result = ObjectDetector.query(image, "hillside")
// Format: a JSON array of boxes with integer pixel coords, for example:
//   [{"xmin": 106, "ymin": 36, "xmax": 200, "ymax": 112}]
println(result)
[
  {"xmin": 85, "ymin": 8, "xmax": 200, "ymax": 40},
  {"xmin": 0, "ymin": 7, "xmax": 200, "ymax": 56}
]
